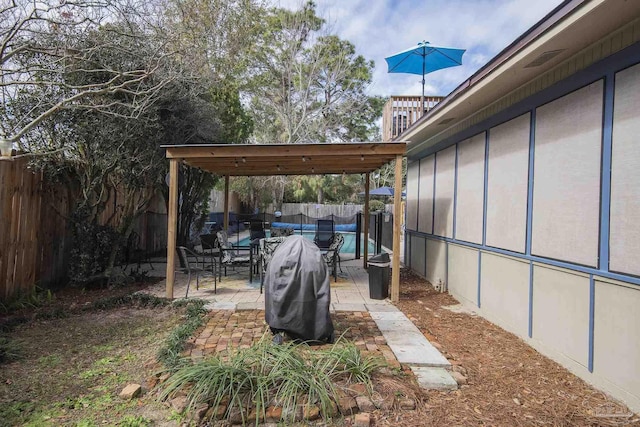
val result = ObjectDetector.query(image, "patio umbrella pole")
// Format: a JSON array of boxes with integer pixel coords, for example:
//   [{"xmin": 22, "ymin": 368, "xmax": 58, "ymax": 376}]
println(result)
[{"xmin": 421, "ymin": 46, "xmax": 426, "ymax": 116}]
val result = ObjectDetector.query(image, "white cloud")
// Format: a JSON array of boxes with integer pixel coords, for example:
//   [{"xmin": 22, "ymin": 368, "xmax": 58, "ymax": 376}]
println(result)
[{"xmin": 273, "ymin": 0, "xmax": 563, "ymax": 97}]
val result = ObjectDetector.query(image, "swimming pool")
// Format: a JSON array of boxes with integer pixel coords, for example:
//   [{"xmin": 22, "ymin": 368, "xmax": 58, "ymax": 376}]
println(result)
[{"xmin": 233, "ymin": 231, "xmax": 377, "ymax": 254}]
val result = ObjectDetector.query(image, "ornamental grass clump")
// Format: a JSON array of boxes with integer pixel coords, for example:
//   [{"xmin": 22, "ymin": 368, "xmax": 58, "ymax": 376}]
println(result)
[
  {"xmin": 159, "ymin": 334, "xmax": 384, "ymax": 424},
  {"xmin": 323, "ymin": 338, "xmax": 386, "ymax": 390}
]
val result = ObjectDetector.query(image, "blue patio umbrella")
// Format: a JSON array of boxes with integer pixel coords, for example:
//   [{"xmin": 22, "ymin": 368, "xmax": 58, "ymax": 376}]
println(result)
[{"xmin": 385, "ymin": 41, "xmax": 465, "ymax": 110}]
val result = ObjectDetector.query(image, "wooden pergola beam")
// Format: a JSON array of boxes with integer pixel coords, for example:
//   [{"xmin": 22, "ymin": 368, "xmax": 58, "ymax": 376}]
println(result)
[
  {"xmin": 163, "ymin": 142, "xmax": 407, "ymax": 300},
  {"xmin": 391, "ymin": 154, "xmax": 403, "ymax": 303},
  {"xmin": 165, "ymin": 142, "xmax": 405, "ymax": 159},
  {"xmin": 165, "ymin": 159, "xmax": 179, "ymax": 299},
  {"xmin": 363, "ymin": 173, "xmax": 370, "ymax": 268}
]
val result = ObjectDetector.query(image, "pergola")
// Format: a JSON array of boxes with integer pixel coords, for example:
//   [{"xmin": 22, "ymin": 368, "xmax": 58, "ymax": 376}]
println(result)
[{"xmin": 163, "ymin": 142, "xmax": 407, "ymax": 302}]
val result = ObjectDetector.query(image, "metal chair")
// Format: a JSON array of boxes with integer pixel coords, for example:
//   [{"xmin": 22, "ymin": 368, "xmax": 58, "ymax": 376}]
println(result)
[
  {"xmin": 258, "ymin": 236, "xmax": 289, "ymax": 293},
  {"xmin": 176, "ymin": 246, "xmax": 214, "ymax": 298},
  {"xmin": 216, "ymin": 230, "xmax": 254, "ymax": 281},
  {"xmin": 199, "ymin": 233, "xmax": 219, "ymax": 275},
  {"xmin": 314, "ymin": 219, "xmax": 334, "ymax": 250},
  {"xmin": 249, "ymin": 219, "xmax": 266, "ymax": 240},
  {"xmin": 322, "ymin": 232, "xmax": 344, "ymax": 282},
  {"xmin": 271, "ymin": 227, "xmax": 294, "ymax": 237}
]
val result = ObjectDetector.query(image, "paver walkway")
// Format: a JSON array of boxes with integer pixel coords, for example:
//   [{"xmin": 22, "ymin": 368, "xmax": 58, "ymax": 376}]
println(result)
[
  {"xmin": 144, "ymin": 257, "xmax": 457, "ymax": 389},
  {"xmin": 186, "ymin": 310, "xmax": 400, "ymax": 369}
]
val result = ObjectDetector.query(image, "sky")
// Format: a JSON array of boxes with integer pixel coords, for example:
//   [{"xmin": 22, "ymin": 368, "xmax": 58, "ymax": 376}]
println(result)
[{"xmin": 274, "ymin": 0, "xmax": 564, "ymax": 98}]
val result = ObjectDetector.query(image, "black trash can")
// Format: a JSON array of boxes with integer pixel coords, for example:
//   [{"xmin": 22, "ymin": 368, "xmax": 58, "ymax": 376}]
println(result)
[{"xmin": 368, "ymin": 253, "xmax": 390, "ymax": 300}]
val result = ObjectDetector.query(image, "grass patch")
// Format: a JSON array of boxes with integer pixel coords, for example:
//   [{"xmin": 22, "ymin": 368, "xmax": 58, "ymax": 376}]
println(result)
[
  {"xmin": 159, "ymin": 334, "xmax": 385, "ymax": 424},
  {"xmin": 0, "ymin": 300, "xmax": 184, "ymax": 426},
  {"xmin": 90, "ymin": 293, "xmax": 170, "ymax": 310},
  {"xmin": 156, "ymin": 299, "xmax": 208, "ymax": 370},
  {"xmin": 0, "ymin": 287, "xmax": 54, "ymax": 314},
  {"xmin": 0, "ymin": 334, "xmax": 22, "ymax": 364}
]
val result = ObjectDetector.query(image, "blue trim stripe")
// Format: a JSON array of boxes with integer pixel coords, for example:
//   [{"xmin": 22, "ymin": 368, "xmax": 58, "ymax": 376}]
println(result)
[
  {"xmin": 526, "ymin": 110, "xmax": 536, "ymax": 255},
  {"xmin": 482, "ymin": 131, "xmax": 490, "ymax": 246},
  {"xmin": 588, "ymin": 274, "xmax": 595, "ymax": 373},
  {"xmin": 410, "ymin": 231, "xmax": 640, "ymax": 288},
  {"xmin": 529, "ymin": 262, "xmax": 534, "ymax": 338},
  {"xmin": 599, "ymin": 73, "xmax": 614, "ymax": 271},
  {"xmin": 477, "ymin": 251, "xmax": 482, "ymax": 308},
  {"xmin": 453, "ymin": 144, "xmax": 459, "ymax": 239}
]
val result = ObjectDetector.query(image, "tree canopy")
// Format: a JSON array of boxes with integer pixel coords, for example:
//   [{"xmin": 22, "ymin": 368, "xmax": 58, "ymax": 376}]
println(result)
[{"xmin": 1, "ymin": 0, "xmax": 391, "ymax": 283}]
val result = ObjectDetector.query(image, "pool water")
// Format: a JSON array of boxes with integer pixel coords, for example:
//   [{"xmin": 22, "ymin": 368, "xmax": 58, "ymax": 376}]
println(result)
[{"xmin": 233, "ymin": 231, "xmax": 377, "ymax": 254}]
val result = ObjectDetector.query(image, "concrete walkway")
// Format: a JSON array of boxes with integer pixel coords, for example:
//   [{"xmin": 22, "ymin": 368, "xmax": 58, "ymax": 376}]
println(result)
[{"xmin": 141, "ymin": 257, "xmax": 457, "ymax": 390}]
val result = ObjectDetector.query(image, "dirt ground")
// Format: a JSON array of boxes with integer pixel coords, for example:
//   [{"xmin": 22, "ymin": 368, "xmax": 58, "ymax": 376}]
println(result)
[
  {"xmin": 1, "ymin": 273, "xmax": 639, "ymax": 427},
  {"xmin": 0, "ymin": 283, "xmax": 181, "ymax": 427},
  {"xmin": 389, "ymin": 269, "xmax": 639, "ymax": 427}
]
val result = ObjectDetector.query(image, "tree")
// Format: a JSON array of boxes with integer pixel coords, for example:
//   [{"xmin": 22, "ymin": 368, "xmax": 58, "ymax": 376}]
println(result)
[
  {"xmin": 161, "ymin": 0, "xmax": 265, "ymax": 82},
  {"xmin": 2, "ymin": 1, "xmax": 257, "ymax": 284},
  {"xmin": 160, "ymin": 85, "xmax": 253, "ymax": 246},
  {"xmin": 237, "ymin": 1, "xmax": 384, "ymax": 207},
  {"xmin": 0, "ymin": 1, "xmax": 181, "ymax": 152},
  {"xmin": 6, "ymin": 13, "xmax": 188, "ymax": 284}
]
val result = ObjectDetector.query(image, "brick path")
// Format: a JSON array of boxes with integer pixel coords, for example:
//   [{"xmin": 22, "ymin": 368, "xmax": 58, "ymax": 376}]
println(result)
[{"xmin": 187, "ymin": 309, "xmax": 400, "ymax": 367}]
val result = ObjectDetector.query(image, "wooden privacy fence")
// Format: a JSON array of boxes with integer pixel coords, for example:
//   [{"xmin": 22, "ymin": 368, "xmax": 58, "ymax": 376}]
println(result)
[{"xmin": 0, "ymin": 157, "xmax": 167, "ymax": 302}]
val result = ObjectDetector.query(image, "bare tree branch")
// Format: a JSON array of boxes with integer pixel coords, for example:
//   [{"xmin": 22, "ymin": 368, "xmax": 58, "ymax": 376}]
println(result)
[{"xmin": 0, "ymin": 0, "xmax": 185, "ymax": 147}]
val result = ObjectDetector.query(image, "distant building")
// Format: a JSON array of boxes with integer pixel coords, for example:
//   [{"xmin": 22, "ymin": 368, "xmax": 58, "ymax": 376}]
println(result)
[{"xmin": 382, "ymin": 96, "xmax": 444, "ymax": 141}]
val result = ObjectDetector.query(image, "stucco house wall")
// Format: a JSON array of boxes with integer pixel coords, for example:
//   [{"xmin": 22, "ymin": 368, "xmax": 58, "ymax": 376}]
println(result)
[{"xmin": 403, "ymin": 5, "xmax": 640, "ymax": 413}]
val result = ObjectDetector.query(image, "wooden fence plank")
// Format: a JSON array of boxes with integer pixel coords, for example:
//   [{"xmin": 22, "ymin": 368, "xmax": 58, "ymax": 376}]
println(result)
[
  {"xmin": 0, "ymin": 161, "xmax": 10, "ymax": 296},
  {"xmin": 5, "ymin": 160, "xmax": 20, "ymax": 299},
  {"xmin": 0, "ymin": 158, "xmax": 168, "ymax": 301}
]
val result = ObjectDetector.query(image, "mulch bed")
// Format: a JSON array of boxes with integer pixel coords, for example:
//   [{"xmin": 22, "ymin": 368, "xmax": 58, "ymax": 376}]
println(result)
[{"xmin": 393, "ymin": 269, "xmax": 640, "ymax": 426}]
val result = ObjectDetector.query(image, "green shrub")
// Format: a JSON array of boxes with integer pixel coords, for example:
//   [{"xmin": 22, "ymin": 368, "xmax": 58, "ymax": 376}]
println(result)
[
  {"xmin": 68, "ymin": 208, "xmax": 121, "ymax": 285},
  {"xmin": 369, "ymin": 199, "xmax": 385, "ymax": 212},
  {"xmin": 0, "ymin": 334, "xmax": 22, "ymax": 363}
]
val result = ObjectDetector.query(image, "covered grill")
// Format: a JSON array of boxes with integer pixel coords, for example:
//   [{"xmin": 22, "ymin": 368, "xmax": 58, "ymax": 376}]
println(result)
[{"xmin": 264, "ymin": 235, "xmax": 334, "ymax": 343}]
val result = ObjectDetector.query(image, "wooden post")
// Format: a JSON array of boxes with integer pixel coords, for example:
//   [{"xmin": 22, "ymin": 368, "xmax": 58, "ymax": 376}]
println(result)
[
  {"xmin": 363, "ymin": 173, "xmax": 370, "ymax": 268},
  {"xmin": 391, "ymin": 154, "xmax": 403, "ymax": 303},
  {"xmin": 224, "ymin": 175, "xmax": 230, "ymax": 231},
  {"xmin": 165, "ymin": 159, "xmax": 179, "ymax": 299}
]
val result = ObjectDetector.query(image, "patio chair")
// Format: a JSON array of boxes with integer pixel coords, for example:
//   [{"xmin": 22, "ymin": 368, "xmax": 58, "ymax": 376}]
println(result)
[
  {"xmin": 258, "ymin": 236, "xmax": 289, "ymax": 294},
  {"xmin": 199, "ymin": 233, "xmax": 219, "ymax": 275},
  {"xmin": 314, "ymin": 219, "xmax": 334, "ymax": 250},
  {"xmin": 249, "ymin": 219, "xmax": 266, "ymax": 240},
  {"xmin": 271, "ymin": 227, "xmax": 294, "ymax": 237},
  {"xmin": 322, "ymin": 232, "xmax": 344, "ymax": 282},
  {"xmin": 176, "ymin": 246, "xmax": 214, "ymax": 298},
  {"xmin": 216, "ymin": 230, "xmax": 255, "ymax": 281}
]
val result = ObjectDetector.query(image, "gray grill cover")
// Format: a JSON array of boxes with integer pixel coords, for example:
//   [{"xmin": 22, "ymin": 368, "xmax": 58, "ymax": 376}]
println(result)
[{"xmin": 264, "ymin": 235, "xmax": 334, "ymax": 342}]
